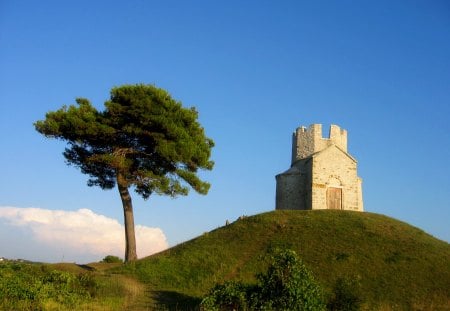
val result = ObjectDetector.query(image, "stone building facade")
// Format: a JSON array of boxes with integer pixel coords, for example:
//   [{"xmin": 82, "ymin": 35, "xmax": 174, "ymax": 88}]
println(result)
[{"xmin": 276, "ymin": 124, "xmax": 364, "ymax": 211}]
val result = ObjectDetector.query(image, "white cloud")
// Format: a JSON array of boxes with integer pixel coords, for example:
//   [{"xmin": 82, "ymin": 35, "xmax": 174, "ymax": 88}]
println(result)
[{"xmin": 0, "ymin": 207, "xmax": 168, "ymax": 262}]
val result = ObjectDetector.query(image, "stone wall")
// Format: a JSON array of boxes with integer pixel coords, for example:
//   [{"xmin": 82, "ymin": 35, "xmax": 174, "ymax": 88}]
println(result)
[
  {"xmin": 292, "ymin": 124, "xmax": 347, "ymax": 163},
  {"xmin": 275, "ymin": 159, "xmax": 311, "ymax": 210},
  {"xmin": 310, "ymin": 146, "xmax": 362, "ymax": 211}
]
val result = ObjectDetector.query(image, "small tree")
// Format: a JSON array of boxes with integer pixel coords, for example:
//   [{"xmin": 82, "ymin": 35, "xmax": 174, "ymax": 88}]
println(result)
[
  {"xmin": 255, "ymin": 249, "xmax": 325, "ymax": 310},
  {"xmin": 35, "ymin": 84, "xmax": 214, "ymax": 262}
]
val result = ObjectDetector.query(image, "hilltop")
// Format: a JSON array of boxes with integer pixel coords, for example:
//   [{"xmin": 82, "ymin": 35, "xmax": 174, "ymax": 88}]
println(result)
[{"xmin": 119, "ymin": 210, "xmax": 450, "ymax": 310}]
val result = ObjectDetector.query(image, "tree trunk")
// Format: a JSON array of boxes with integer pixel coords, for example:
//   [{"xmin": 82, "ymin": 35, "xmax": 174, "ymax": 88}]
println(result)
[{"xmin": 117, "ymin": 172, "xmax": 138, "ymax": 262}]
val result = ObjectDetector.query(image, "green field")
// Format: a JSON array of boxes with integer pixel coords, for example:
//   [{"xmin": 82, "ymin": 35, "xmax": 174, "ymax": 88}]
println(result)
[{"xmin": 2, "ymin": 210, "xmax": 450, "ymax": 310}]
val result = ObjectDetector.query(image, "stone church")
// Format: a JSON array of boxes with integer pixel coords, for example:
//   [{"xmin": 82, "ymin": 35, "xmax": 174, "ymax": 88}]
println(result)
[{"xmin": 276, "ymin": 124, "xmax": 364, "ymax": 211}]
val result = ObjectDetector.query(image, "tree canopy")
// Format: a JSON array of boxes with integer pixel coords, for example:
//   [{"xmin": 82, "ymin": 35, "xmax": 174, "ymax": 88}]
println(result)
[
  {"xmin": 35, "ymin": 85, "xmax": 214, "ymax": 197},
  {"xmin": 35, "ymin": 84, "xmax": 214, "ymax": 261}
]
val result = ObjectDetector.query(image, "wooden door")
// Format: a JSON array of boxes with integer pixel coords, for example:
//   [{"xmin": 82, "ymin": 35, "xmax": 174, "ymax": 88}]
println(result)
[{"xmin": 327, "ymin": 187, "xmax": 342, "ymax": 210}]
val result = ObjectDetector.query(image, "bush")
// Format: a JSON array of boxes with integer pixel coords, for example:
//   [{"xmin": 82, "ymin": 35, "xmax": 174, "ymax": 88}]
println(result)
[
  {"xmin": 327, "ymin": 276, "xmax": 363, "ymax": 311},
  {"xmin": 254, "ymin": 249, "xmax": 325, "ymax": 310},
  {"xmin": 101, "ymin": 255, "xmax": 124, "ymax": 264},
  {"xmin": 201, "ymin": 281, "xmax": 249, "ymax": 311},
  {"xmin": 201, "ymin": 249, "xmax": 326, "ymax": 311},
  {"xmin": 0, "ymin": 262, "xmax": 94, "ymax": 309}
]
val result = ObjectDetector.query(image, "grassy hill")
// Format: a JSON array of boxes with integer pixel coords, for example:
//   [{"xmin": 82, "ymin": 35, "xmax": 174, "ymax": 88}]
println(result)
[
  {"xmin": 3, "ymin": 210, "xmax": 449, "ymax": 310},
  {"xmin": 118, "ymin": 210, "xmax": 450, "ymax": 310}
]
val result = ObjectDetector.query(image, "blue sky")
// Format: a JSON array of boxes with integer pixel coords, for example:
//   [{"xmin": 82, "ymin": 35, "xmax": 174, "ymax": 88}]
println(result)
[{"xmin": 1, "ymin": 1, "xmax": 449, "ymax": 263}]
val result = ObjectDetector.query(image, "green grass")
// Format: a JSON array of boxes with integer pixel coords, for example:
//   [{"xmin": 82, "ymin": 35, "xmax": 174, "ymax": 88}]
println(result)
[
  {"xmin": 0, "ymin": 261, "xmax": 145, "ymax": 310},
  {"xmin": 3, "ymin": 210, "xmax": 450, "ymax": 310},
  {"xmin": 117, "ymin": 210, "xmax": 450, "ymax": 310}
]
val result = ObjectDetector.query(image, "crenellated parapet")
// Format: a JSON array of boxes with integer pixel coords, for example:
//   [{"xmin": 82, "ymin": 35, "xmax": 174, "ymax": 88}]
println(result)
[{"xmin": 292, "ymin": 124, "xmax": 347, "ymax": 164}]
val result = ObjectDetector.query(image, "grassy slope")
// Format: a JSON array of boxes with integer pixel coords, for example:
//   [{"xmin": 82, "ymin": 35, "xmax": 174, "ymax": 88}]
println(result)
[
  {"xmin": 44, "ymin": 262, "xmax": 147, "ymax": 310},
  {"xmin": 118, "ymin": 210, "xmax": 450, "ymax": 310}
]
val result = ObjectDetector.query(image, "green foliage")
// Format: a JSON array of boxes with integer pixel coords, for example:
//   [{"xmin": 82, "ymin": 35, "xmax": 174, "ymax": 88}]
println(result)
[
  {"xmin": 254, "ymin": 250, "xmax": 325, "ymax": 310},
  {"xmin": 201, "ymin": 281, "xmax": 249, "ymax": 311},
  {"xmin": 0, "ymin": 262, "xmax": 94, "ymax": 309},
  {"xmin": 201, "ymin": 250, "xmax": 325, "ymax": 311},
  {"xmin": 34, "ymin": 84, "xmax": 214, "ymax": 198},
  {"xmin": 0, "ymin": 261, "xmax": 140, "ymax": 310},
  {"xmin": 101, "ymin": 255, "xmax": 124, "ymax": 264},
  {"xmin": 327, "ymin": 276, "xmax": 363, "ymax": 311}
]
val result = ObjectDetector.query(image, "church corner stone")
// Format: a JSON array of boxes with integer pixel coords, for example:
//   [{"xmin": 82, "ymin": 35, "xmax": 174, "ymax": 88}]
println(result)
[{"xmin": 276, "ymin": 124, "xmax": 364, "ymax": 212}]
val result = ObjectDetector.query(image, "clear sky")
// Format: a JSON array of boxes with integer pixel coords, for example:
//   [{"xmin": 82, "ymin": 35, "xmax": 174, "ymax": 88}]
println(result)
[{"xmin": 1, "ymin": 0, "xmax": 449, "ymax": 263}]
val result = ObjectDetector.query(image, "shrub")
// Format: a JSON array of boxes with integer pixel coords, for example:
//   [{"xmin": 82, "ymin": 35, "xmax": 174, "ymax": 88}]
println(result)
[
  {"xmin": 101, "ymin": 255, "xmax": 124, "ymax": 264},
  {"xmin": 78, "ymin": 272, "xmax": 100, "ymax": 297},
  {"xmin": 201, "ymin": 281, "xmax": 249, "ymax": 311},
  {"xmin": 327, "ymin": 276, "xmax": 363, "ymax": 311},
  {"xmin": 0, "ymin": 262, "xmax": 94, "ymax": 309},
  {"xmin": 201, "ymin": 249, "xmax": 326, "ymax": 311},
  {"xmin": 253, "ymin": 249, "xmax": 325, "ymax": 310}
]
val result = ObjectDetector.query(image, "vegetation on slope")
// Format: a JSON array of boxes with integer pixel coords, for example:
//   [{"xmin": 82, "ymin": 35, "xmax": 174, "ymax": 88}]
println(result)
[
  {"xmin": 120, "ymin": 210, "xmax": 450, "ymax": 310},
  {"xmin": 0, "ymin": 260, "xmax": 144, "ymax": 310},
  {"xmin": 201, "ymin": 249, "xmax": 327, "ymax": 310},
  {"xmin": 2, "ymin": 210, "xmax": 449, "ymax": 310}
]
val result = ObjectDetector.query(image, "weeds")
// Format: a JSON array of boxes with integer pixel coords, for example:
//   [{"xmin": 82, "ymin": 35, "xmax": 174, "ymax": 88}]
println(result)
[
  {"xmin": 0, "ymin": 261, "xmax": 136, "ymax": 310},
  {"xmin": 0, "ymin": 262, "xmax": 92, "ymax": 309}
]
